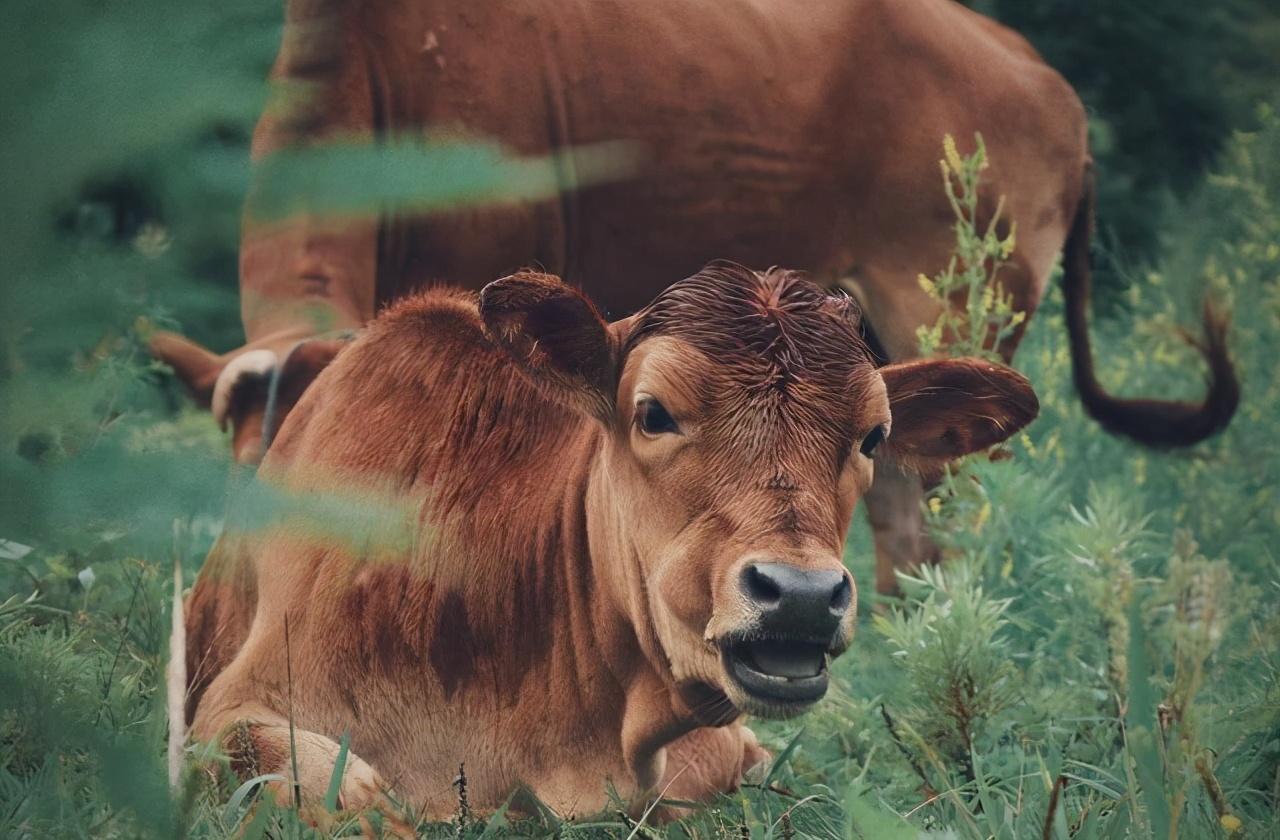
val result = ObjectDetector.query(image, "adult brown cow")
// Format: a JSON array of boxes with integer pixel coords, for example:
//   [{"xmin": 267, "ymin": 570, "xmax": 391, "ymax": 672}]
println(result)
[
  {"xmin": 153, "ymin": 0, "xmax": 1237, "ymax": 594},
  {"xmin": 185, "ymin": 264, "xmax": 1039, "ymax": 819}
]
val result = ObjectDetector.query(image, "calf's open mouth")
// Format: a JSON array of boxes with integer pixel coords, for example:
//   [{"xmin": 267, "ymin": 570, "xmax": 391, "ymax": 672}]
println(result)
[{"xmin": 719, "ymin": 635, "xmax": 830, "ymax": 707}]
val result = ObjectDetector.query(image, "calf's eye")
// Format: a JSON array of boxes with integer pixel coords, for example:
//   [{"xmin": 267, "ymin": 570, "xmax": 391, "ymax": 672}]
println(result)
[
  {"xmin": 859, "ymin": 424, "xmax": 887, "ymax": 458},
  {"xmin": 636, "ymin": 397, "xmax": 680, "ymax": 436}
]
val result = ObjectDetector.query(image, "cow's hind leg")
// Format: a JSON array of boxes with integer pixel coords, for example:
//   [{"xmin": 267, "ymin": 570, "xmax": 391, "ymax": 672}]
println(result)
[
  {"xmin": 864, "ymin": 460, "xmax": 940, "ymax": 598},
  {"xmin": 199, "ymin": 705, "xmax": 412, "ymax": 836}
]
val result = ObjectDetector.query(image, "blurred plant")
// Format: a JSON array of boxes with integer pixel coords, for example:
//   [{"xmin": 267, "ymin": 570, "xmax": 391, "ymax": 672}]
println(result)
[
  {"xmin": 1150, "ymin": 531, "xmax": 1244, "ymax": 835},
  {"xmin": 0, "ymin": 1, "xmax": 637, "ymax": 836}
]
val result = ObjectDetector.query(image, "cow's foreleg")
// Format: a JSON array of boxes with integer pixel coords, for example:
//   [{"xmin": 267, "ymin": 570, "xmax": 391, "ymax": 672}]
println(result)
[
  {"xmin": 864, "ymin": 460, "xmax": 939, "ymax": 597},
  {"xmin": 651, "ymin": 724, "xmax": 769, "ymax": 816},
  {"xmin": 197, "ymin": 706, "xmax": 412, "ymax": 835}
]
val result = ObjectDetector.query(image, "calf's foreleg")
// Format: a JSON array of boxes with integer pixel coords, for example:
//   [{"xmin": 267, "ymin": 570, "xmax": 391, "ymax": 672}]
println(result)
[
  {"xmin": 649, "ymin": 724, "xmax": 770, "ymax": 819},
  {"xmin": 196, "ymin": 703, "xmax": 411, "ymax": 835}
]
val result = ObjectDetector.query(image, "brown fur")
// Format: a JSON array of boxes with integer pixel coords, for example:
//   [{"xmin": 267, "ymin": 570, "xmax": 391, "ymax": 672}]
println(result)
[{"xmin": 186, "ymin": 265, "xmax": 1037, "ymax": 818}]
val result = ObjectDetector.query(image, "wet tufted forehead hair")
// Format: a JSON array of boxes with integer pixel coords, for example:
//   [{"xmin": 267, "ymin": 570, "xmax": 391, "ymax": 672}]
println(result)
[{"xmin": 625, "ymin": 260, "xmax": 877, "ymax": 391}]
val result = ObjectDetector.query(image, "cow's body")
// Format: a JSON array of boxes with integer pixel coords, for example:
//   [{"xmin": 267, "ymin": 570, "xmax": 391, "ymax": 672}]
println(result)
[
  {"xmin": 158, "ymin": 0, "xmax": 1084, "ymax": 451},
  {"xmin": 244, "ymin": 0, "xmax": 1077, "ymax": 336},
  {"xmin": 157, "ymin": 0, "xmax": 1135, "ymax": 597}
]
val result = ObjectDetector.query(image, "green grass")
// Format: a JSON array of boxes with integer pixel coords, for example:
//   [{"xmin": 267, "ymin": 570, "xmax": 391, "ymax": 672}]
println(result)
[{"xmin": 1, "ymin": 1, "xmax": 1278, "ymax": 835}]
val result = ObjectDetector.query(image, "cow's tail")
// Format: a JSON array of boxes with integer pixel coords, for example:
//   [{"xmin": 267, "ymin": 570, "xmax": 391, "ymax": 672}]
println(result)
[{"xmin": 1061, "ymin": 161, "xmax": 1239, "ymax": 447}]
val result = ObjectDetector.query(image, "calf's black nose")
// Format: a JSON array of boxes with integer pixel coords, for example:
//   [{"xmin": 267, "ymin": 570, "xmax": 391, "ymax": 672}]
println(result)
[{"xmin": 741, "ymin": 562, "xmax": 852, "ymax": 640}]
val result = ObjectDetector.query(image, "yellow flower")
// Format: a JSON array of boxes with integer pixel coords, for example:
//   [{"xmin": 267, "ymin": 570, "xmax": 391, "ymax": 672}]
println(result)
[
  {"xmin": 928, "ymin": 497, "xmax": 943, "ymax": 515},
  {"xmin": 1220, "ymin": 814, "xmax": 1242, "ymax": 833},
  {"xmin": 943, "ymin": 133, "xmax": 963, "ymax": 175},
  {"xmin": 917, "ymin": 274, "xmax": 937, "ymax": 296},
  {"xmin": 1000, "ymin": 223, "xmax": 1017, "ymax": 258},
  {"xmin": 133, "ymin": 315, "xmax": 153, "ymax": 339},
  {"xmin": 974, "ymin": 502, "xmax": 991, "ymax": 533}
]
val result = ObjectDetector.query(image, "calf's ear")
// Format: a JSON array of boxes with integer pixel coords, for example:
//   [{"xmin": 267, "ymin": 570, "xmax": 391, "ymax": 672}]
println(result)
[
  {"xmin": 880, "ymin": 358, "xmax": 1039, "ymax": 472},
  {"xmin": 479, "ymin": 271, "xmax": 617, "ymax": 421}
]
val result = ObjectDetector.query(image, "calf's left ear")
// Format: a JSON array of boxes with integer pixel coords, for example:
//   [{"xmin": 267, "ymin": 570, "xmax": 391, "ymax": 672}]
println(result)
[
  {"xmin": 880, "ymin": 358, "xmax": 1039, "ymax": 472},
  {"xmin": 479, "ymin": 271, "xmax": 617, "ymax": 421}
]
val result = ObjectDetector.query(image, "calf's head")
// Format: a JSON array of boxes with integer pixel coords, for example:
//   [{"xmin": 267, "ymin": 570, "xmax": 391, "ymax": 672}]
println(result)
[{"xmin": 481, "ymin": 263, "xmax": 1037, "ymax": 719}]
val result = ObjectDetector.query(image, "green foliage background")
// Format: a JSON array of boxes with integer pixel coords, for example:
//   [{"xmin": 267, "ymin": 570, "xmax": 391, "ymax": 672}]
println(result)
[{"xmin": 1, "ymin": 1, "xmax": 1277, "ymax": 837}]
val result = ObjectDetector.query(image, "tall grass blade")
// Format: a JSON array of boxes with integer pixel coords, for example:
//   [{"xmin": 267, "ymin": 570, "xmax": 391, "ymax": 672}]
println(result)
[
  {"xmin": 1126, "ymin": 601, "xmax": 1173, "ymax": 838},
  {"xmin": 762, "ymin": 727, "xmax": 805, "ymax": 790},
  {"xmin": 224, "ymin": 774, "xmax": 287, "ymax": 824},
  {"xmin": 324, "ymin": 729, "xmax": 351, "ymax": 812}
]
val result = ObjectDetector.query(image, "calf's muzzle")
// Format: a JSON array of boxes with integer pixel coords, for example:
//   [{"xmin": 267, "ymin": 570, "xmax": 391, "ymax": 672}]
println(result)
[
  {"xmin": 714, "ymin": 560, "xmax": 854, "ymax": 714},
  {"xmin": 740, "ymin": 562, "xmax": 852, "ymax": 642}
]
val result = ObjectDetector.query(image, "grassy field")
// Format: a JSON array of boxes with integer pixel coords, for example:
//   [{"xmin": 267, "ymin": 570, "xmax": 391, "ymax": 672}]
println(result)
[{"xmin": 2, "ymin": 4, "xmax": 1278, "ymax": 837}]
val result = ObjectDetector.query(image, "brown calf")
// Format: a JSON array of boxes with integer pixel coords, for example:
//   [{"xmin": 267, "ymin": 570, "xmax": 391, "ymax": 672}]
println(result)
[{"xmin": 186, "ymin": 264, "xmax": 1037, "ymax": 819}]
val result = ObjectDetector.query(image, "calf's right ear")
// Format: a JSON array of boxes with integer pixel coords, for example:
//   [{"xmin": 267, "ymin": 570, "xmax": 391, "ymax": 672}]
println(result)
[
  {"xmin": 879, "ymin": 357, "xmax": 1039, "ymax": 474},
  {"xmin": 479, "ymin": 271, "xmax": 618, "ymax": 421}
]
